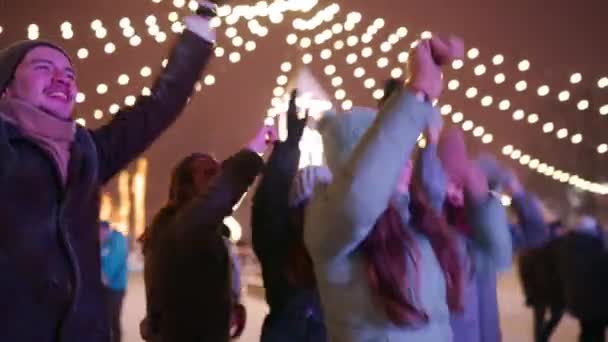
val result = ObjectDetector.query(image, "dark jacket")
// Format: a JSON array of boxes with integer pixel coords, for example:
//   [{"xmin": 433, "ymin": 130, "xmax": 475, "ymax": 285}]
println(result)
[
  {"xmin": 143, "ymin": 150, "xmax": 263, "ymax": 342},
  {"xmin": 0, "ymin": 30, "xmax": 214, "ymax": 342},
  {"xmin": 251, "ymin": 141, "xmax": 326, "ymax": 342},
  {"xmin": 555, "ymin": 231, "xmax": 608, "ymax": 320}
]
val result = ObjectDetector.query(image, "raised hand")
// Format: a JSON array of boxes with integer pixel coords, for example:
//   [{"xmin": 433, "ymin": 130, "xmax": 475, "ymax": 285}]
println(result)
[
  {"xmin": 247, "ymin": 125, "xmax": 278, "ymax": 154},
  {"xmin": 406, "ymin": 35, "xmax": 464, "ymax": 100},
  {"xmin": 429, "ymin": 35, "xmax": 464, "ymax": 66},
  {"xmin": 406, "ymin": 40, "xmax": 444, "ymax": 100},
  {"xmin": 286, "ymin": 89, "xmax": 308, "ymax": 144}
]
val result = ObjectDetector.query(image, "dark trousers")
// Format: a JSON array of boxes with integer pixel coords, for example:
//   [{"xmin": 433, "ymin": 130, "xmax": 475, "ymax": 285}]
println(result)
[{"xmin": 104, "ymin": 287, "xmax": 125, "ymax": 342}]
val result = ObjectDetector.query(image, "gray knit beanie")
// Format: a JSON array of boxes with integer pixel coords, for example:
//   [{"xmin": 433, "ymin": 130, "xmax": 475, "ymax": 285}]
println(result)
[{"xmin": 0, "ymin": 40, "xmax": 71, "ymax": 95}]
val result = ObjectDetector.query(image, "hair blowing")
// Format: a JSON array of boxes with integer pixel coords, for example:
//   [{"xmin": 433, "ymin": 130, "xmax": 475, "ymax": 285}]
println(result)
[{"xmin": 359, "ymin": 181, "xmax": 463, "ymax": 326}]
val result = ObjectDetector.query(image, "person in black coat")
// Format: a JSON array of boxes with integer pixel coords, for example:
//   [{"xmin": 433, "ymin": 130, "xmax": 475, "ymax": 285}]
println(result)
[
  {"xmin": 555, "ymin": 216, "xmax": 608, "ymax": 342},
  {"xmin": 251, "ymin": 90, "xmax": 330, "ymax": 342},
  {"xmin": 0, "ymin": 1, "xmax": 216, "ymax": 340},
  {"xmin": 140, "ymin": 124, "xmax": 276, "ymax": 342}
]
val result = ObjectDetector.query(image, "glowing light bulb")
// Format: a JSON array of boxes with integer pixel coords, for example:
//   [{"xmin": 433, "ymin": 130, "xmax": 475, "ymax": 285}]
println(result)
[
  {"xmin": 515, "ymin": 80, "xmax": 527, "ymax": 91},
  {"xmin": 600, "ymin": 104, "xmax": 608, "ymax": 115},
  {"xmin": 452, "ymin": 59, "xmax": 464, "ymax": 70},
  {"xmin": 492, "ymin": 54, "xmax": 504, "ymax": 65},
  {"xmin": 482, "ymin": 134, "xmax": 493, "ymax": 144},
  {"xmin": 537, "ymin": 85, "xmax": 550, "ymax": 96},
  {"xmin": 281, "ymin": 62, "xmax": 292, "ymax": 72},
  {"xmin": 229, "ymin": 52, "xmax": 241, "ymax": 63},
  {"xmin": 342, "ymin": 100, "xmax": 353, "ymax": 110},
  {"xmin": 474, "ymin": 64, "xmax": 486, "ymax": 76},
  {"xmin": 473, "ymin": 126, "xmax": 485, "ymax": 137},
  {"xmin": 571, "ymin": 133, "xmax": 583, "ymax": 144},
  {"xmin": 462, "ymin": 120, "xmax": 474, "ymax": 131},
  {"xmin": 376, "ymin": 57, "xmax": 388, "ymax": 68},
  {"xmin": 518, "ymin": 60, "xmax": 530, "ymax": 71},
  {"xmin": 448, "ymin": 80, "xmax": 460, "ymax": 90},
  {"xmin": 335, "ymin": 89, "xmax": 346, "ymax": 100},
  {"xmin": 391, "ymin": 68, "xmax": 403, "ymax": 78},
  {"xmin": 597, "ymin": 144, "xmax": 608, "ymax": 154},
  {"xmin": 502, "ymin": 145, "xmax": 514, "ymax": 155},
  {"xmin": 494, "ymin": 73, "xmax": 506, "ymax": 84},
  {"xmin": 527, "ymin": 113, "xmax": 539, "ymax": 124},
  {"xmin": 125, "ymin": 95, "xmax": 136, "ymax": 106},
  {"xmin": 577, "ymin": 100, "xmax": 589, "ymax": 111},
  {"xmin": 467, "ymin": 48, "xmax": 479, "ymax": 59},
  {"xmin": 364, "ymin": 78, "xmax": 376, "ymax": 89},
  {"xmin": 140, "ymin": 66, "xmax": 152, "ymax": 77},
  {"xmin": 93, "ymin": 110, "xmax": 103, "ymax": 120},
  {"xmin": 465, "ymin": 87, "xmax": 478, "ymax": 98},
  {"xmin": 511, "ymin": 150, "xmax": 522, "ymax": 160},
  {"xmin": 441, "ymin": 104, "xmax": 452, "ymax": 115},
  {"xmin": 346, "ymin": 53, "xmax": 358, "ymax": 64},
  {"xmin": 204, "ymin": 74, "xmax": 216, "ymax": 86},
  {"xmin": 570, "ymin": 72, "xmax": 582, "ymax": 84},
  {"xmin": 558, "ymin": 90, "xmax": 570, "ymax": 102},
  {"xmin": 556, "ymin": 128, "xmax": 568, "ymax": 139},
  {"xmin": 76, "ymin": 92, "xmax": 86, "ymax": 103},
  {"xmin": 481, "ymin": 96, "xmax": 493, "ymax": 107},
  {"xmin": 354, "ymin": 67, "xmax": 365, "ymax": 78},
  {"xmin": 118, "ymin": 74, "xmax": 129, "ymax": 85},
  {"xmin": 96, "ymin": 84, "xmax": 108, "ymax": 94},
  {"xmin": 324, "ymin": 65, "xmax": 336, "ymax": 75},
  {"xmin": 373, "ymin": 89, "xmax": 384, "ymax": 100},
  {"xmin": 598, "ymin": 77, "xmax": 608, "ymax": 89},
  {"xmin": 543, "ymin": 122, "xmax": 554, "ymax": 133},
  {"xmin": 77, "ymin": 48, "xmax": 89, "ymax": 59},
  {"xmin": 512, "ymin": 109, "xmax": 525, "ymax": 120},
  {"xmin": 499, "ymin": 100, "xmax": 510, "ymax": 111}
]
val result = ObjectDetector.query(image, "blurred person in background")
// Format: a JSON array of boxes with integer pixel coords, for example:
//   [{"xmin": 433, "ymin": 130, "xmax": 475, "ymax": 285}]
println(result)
[{"xmin": 100, "ymin": 221, "xmax": 129, "ymax": 342}]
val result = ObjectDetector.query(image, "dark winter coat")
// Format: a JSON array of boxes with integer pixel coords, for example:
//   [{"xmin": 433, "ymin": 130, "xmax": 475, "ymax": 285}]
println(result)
[
  {"xmin": 554, "ymin": 231, "xmax": 608, "ymax": 321},
  {"xmin": 143, "ymin": 150, "xmax": 263, "ymax": 342},
  {"xmin": 0, "ymin": 30, "xmax": 214, "ymax": 342},
  {"xmin": 251, "ymin": 141, "xmax": 326, "ymax": 342}
]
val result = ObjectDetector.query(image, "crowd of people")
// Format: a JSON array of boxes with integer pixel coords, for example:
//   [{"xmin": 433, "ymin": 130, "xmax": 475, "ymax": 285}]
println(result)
[{"xmin": 1, "ymin": 0, "xmax": 607, "ymax": 341}]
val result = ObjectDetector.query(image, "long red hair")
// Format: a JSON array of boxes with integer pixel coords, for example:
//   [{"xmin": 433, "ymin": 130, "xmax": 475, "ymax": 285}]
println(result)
[{"xmin": 360, "ymin": 181, "xmax": 463, "ymax": 325}]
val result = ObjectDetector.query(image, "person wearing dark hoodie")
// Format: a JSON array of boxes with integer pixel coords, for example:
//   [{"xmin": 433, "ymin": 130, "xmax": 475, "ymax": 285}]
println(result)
[
  {"xmin": 302, "ymin": 36, "xmax": 491, "ymax": 341},
  {"xmin": 554, "ymin": 215, "xmax": 608, "ymax": 342},
  {"xmin": 423, "ymin": 128, "xmax": 512, "ymax": 342},
  {"xmin": 139, "ymin": 124, "xmax": 276, "ymax": 342},
  {"xmin": 251, "ymin": 90, "xmax": 331, "ymax": 342},
  {"xmin": 0, "ymin": 1, "xmax": 216, "ymax": 340}
]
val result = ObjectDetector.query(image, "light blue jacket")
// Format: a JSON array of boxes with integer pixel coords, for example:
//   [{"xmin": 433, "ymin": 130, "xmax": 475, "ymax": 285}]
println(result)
[
  {"xmin": 101, "ymin": 229, "xmax": 129, "ymax": 291},
  {"xmin": 304, "ymin": 91, "xmax": 453, "ymax": 342},
  {"xmin": 417, "ymin": 143, "xmax": 512, "ymax": 342}
]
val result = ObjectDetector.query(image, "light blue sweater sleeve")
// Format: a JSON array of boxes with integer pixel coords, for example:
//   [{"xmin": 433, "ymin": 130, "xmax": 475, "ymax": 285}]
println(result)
[
  {"xmin": 416, "ymin": 143, "xmax": 447, "ymax": 212},
  {"xmin": 305, "ymin": 90, "xmax": 434, "ymax": 262},
  {"xmin": 468, "ymin": 196, "xmax": 513, "ymax": 274}
]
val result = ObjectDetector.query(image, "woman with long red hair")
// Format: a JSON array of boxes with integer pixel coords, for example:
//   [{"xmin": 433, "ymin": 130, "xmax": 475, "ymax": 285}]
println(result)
[
  {"xmin": 304, "ymin": 39, "xmax": 512, "ymax": 342},
  {"xmin": 303, "ymin": 37, "xmax": 472, "ymax": 341}
]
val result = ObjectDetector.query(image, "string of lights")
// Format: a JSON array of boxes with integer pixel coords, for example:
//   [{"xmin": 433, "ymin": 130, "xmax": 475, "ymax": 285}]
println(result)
[{"xmin": 263, "ymin": 11, "xmax": 607, "ymax": 194}]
